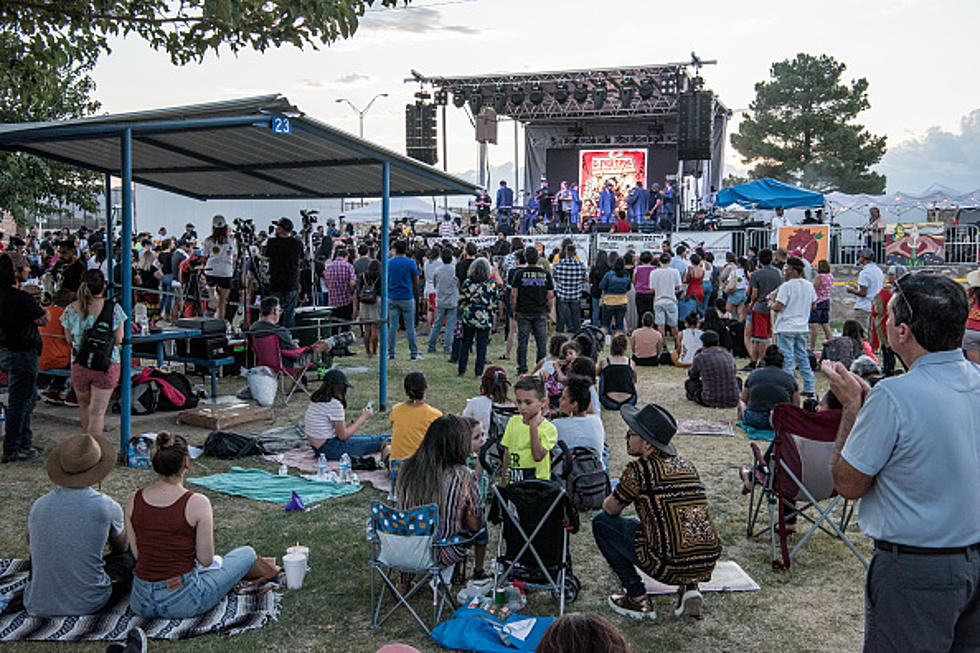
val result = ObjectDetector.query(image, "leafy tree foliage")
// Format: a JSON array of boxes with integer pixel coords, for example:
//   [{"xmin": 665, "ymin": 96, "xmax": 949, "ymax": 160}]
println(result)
[
  {"xmin": 730, "ymin": 53, "xmax": 887, "ymax": 194},
  {"xmin": 722, "ymin": 173, "xmax": 748, "ymax": 188}
]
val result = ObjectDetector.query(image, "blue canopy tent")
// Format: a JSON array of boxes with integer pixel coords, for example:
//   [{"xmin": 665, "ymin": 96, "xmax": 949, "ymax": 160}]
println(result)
[
  {"xmin": 715, "ymin": 177, "xmax": 824, "ymax": 209},
  {"xmin": 0, "ymin": 95, "xmax": 477, "ymax": 461}
]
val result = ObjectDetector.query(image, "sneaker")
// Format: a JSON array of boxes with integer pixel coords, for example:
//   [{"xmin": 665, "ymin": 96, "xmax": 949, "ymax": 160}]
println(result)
[
  {"xmin": 608, "ymin": 594, "xmax": 657, "ymax": 620},
  {"xmin": 105, "ymin": 627, "xmax": 147, "ymax": 653},
  {"xmin": 740, "ymin": 361, "xmax": 757, "ymax": 372},
  {"xmin": 63, "ymin": 391, "xmax": 79, "ymax": 408},
  {"xmin": 410, "ymin": 354, "xmax": 424, "ymax": 361},
  {"xmin": 674, "ymin": 588, "xmax": 703, "ymax": 619},
  {"xmin": 42, "ymin": 390, "xmax": 63, "ymax": 406}
]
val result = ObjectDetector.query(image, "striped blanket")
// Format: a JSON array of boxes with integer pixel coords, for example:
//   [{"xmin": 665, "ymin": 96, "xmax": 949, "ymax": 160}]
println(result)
[{"xmin": 0, "ymin": 559, "xmax": 281, "ymax": 642}]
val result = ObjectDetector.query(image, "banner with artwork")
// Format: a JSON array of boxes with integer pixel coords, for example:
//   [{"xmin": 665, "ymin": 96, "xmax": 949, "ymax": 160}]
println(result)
[
  {"xmin": 595, "ymin": 233, "xmax": 669, "ymax": 257},
  {"xmin": 458, "ymin": 233, "xmax": 592, "ymax": 262},
  {"xmin": 673, "ymin": 231, "xmax": 734, "ymax": 260},
  {"xmin": 777, "ymin": 225, "xmax": 830, "ymax": 264},
  {"xmin": 884, "ymin": 222, "xmax": 945, "ymax": 265},
  {"xmin": 579, "ymin": 150, "xmax": 646, "ymax": 219}
]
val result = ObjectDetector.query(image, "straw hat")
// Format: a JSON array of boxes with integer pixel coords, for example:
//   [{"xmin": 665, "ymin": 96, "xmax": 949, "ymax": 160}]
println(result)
[
  {"xmin": 46, "ymin": 434, "xmax": 116, "ymax": 488},
  {"xmin": 967, "ymin": 268, "xmax": 980, "ymax": 288}
]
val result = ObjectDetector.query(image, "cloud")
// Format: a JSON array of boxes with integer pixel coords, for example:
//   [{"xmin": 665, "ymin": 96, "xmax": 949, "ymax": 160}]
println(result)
[
  {"xmin": 879, "ymin": 109, "xmax": 980, "ymax": 193},
  {"xmin": 335, "ymin": 72, "xmax": 371, "ymax": 84},
  {"xmin": 296, "ymin": 73, "xmax": 372, "ymax": 90},
  {"xmin": 359, "ymin": 6, "xmax": 482, "ymax": 36}
]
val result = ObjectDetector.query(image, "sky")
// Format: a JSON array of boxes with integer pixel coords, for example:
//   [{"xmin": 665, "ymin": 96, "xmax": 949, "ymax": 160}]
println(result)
[{"xmin": 88, "ymin": 0, "xmax": 980, "ymax": 196}]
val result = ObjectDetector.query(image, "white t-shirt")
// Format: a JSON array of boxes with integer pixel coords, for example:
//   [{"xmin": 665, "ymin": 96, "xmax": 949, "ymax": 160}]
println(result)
[
  {"xmin": 770, "ymin": 214, "xmax": 789, "ymax": 244},
  {"xmin": 554, "ymin": 415, "xmax": 605, "ymax": 456},
  {"xmin": 650, "ymin": 267, "xmax": 683, "ymax": 303},
  {"xmin": 774, "ymin": 277, "xmax": 817, "ymax": 333},
  {"xmin": 305, "ymin": 399, "xmax": 345, "ymax": 441},
  {"xmin": 203, "ymin": 237, "xmax": 237, "ymax": 277},
  {"xmin": 855, "ymin": 263, "xmax": 884, "ymax": 312},
  {"xmin": 589, "ymin": 385, "xmax": 601, "ymax": 416},
  {"xmin": 678, "ymin": 328, "xmax": 704, "ymax": 366},
  {"xmin": 423, "ymin": 259, "xmax": 441, "ymax": 295}
]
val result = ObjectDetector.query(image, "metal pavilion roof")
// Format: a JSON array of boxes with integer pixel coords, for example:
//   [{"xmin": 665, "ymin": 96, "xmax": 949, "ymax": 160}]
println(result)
[{"xmin": 0, "ymin": 94, "xmax": 477, "ymax": 200}]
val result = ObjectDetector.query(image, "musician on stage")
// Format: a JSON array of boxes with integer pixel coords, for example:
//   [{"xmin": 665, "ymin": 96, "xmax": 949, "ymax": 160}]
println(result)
[
  {"xmin": 535, "ymin": 180, "xmax": 554, "ymax": 224},
  {"xmin": 571, "ymin": 183, "xmax": 582, "ymax": 228},
  {"xmin": 475, "ymin": 188, "xmax": 492, "ymax": 223},
  {"xmin": 556, "ymin": 181, "xmax": 574, "ymax": 228},
  {"xmin": 627, "ymin": 181, "xmax": 651, "ymax": 223},
  {"xmin": 598, "ymin": 181, "xmax": 617, "ymax": 223},
  {"xmin": 496, "ymin": 180, "xmax": 514, "ymax": 229}
]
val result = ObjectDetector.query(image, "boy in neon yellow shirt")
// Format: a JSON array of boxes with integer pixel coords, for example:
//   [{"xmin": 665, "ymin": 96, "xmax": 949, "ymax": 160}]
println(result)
[{"xmin": 501, "ymin": 376, "xmax": 557, "ymax": 483}]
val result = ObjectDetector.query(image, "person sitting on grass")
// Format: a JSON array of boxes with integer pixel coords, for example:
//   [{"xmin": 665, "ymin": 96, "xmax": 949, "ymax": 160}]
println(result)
[
  {"xmin": 737, "ymin": 344, "xmax": 799, "ymax": 430},
  {"xmin": 538, "ymin": 340, "xmax": 580, "ymax": 409},
  {"xmin": 304, "ymin": 368, "xmax": 380, "ymax": 459},
  {"xmin": 389, "ymin": 371, "xmax": 442, "ymax": 463},
  {"xmin": 631, "ymin": 311, "xmax": 663, "ymax": 366},
  {"xmin": 461, "ymin": 366, "xmax": 515, "ymax": 437},
  {"xmin": 685, "ymin": 330, "xmax": 741, "ymax": 408},
  {"xmin": 596, "ymin": 334, "xmax": 638, "ymax": 411},
  {"xmin": 593, "ymin": 403, "xmax": 720, "ymax": 621},
  {"xmin": 396, "ymin": 415, "xmax": 484, "ymax": 591},
  {"xmin": 24, "ymin": 433, "xmax": 134, "ymax": 617},
  {"xmin": 500, "ymin": 375, "xmax": 558, "ymax": 483},
  {"xmin": 671, "ymin": 312, "xmax": 704, "ymax": 367},
  {"xmin": 459, "ymin": 415, "xmax": 489, "ymax": 580},
  {"xmin": 570, "ymin": 355, "xmax": 601, "ymax": 417},
  {"xmin": 554, "ymin": 374, "xmax": 608, "ymax": 470},
  {"xmin": 127, "ymin": 433, "xmax": 257, "ymax": 618}
]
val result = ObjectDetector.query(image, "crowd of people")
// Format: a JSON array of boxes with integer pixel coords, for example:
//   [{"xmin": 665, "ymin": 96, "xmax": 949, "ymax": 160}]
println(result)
[{"xmin": 1, "ymin": 210, "xmax": 978, "ymax": 650}]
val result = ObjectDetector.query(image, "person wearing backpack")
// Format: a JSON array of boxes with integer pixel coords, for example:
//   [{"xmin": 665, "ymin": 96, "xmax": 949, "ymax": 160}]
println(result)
[
  {"xmin": 61, "ymin": 269, "xmax": 126, "ymax": 436},
  {"xmin": 554, "ymin": 374, "xmax": 608, "ymax": 470},
  {"xmin": 354, "ymin": 258, "xmax": 381, "ymax": 356}
]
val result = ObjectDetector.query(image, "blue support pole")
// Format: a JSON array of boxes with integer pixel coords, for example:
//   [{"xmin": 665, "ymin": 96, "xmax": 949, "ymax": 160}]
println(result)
[
  {"xmin": 378, "ymin": 161, "xmax": 390, "ymax": 411},
  {"xmin": 104, "ymin": 174, "xmax": 113, "ymax": 297},
  {"xmin": 120, "ymin": 129, "xmax": 133, "ymax": 461}
]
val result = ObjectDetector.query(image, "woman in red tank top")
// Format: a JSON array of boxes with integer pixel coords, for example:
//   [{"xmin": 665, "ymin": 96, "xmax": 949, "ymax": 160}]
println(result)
[
  {"xmin": 683, "ymin": 253, "xmax": 705, "ymax": 303},
  {"xmin": 126, "ymin": 433, "xmax": 256, "ymax": 618}
]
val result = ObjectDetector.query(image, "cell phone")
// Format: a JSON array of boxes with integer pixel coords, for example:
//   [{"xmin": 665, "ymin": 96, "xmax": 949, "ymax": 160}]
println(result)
[{"xmin": 365, "ymin": 400, "xmax": 374, "ymax": 410}]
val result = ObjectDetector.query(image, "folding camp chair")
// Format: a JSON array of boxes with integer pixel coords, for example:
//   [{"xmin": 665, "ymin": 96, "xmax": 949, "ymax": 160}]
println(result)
[
  {"xmin": 250, "ymin": 334, "xmax": 314, "ymax": 405},
  {"xmin": 744, "ymin": 404, "xmax": 867, "ymax": 570},
  {"xmin": 367, "ymin": 501, "xmax": 482, "ymax": 635}
]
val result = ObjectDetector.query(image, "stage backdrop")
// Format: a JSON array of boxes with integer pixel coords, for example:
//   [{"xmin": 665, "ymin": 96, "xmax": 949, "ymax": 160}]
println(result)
[
  {"xmin": 579, "ymin": 150, "xmax": 646, "ymax": 219},
  {"xmin": 778, "ymin": 225, "xmax": 830, "ymax": 264},
  {"xmin": 885, "ymin": 222, "xmax": 946, "ymax": 265}
]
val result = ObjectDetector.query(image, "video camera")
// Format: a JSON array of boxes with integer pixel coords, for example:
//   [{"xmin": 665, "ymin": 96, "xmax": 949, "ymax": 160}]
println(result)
[
  {"xmin": 325, "ymin": 331, "xmax": 355, "ymax": 350},
  {"xmin": 300, "ymin": 209, "xmax": 318, "ymax": 235},
  {"xmin": 233, "ymin": 217, "xmax": 255, "ymax": 240}
]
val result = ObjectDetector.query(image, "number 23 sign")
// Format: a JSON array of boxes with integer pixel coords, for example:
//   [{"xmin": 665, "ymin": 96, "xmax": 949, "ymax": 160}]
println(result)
[{"xmin": 271, "ymin": 116, "xmax": 291, "ymax": 135}]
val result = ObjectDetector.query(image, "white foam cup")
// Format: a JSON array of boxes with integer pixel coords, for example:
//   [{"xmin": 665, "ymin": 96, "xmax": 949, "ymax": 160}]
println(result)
[
  {"xmin": 283, "ymin": 552, "xmax": 308, "ymax": 589},
  {"xmin": 287, "ymin": 545, "xmax": 310, "ymax": 562}
]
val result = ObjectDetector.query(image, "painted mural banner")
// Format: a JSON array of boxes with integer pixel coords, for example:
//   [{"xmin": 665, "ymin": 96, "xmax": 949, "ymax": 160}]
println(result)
[
  {"xmin": 884, "ymin": 222, "xmax": 945, "ymax": 266},
  {"xmin": 579, "ymin": 150, "xmax": 647, "ymax": 219},
  {"xmin": 778, "ymin": 225, "xmax": 830, "ymax": 264}
]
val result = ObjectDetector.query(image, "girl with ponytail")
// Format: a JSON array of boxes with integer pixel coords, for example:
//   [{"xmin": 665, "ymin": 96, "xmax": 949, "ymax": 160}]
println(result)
[{"xmin": 61, "ymin": 269, "xmax": 127, "ymax": 436}]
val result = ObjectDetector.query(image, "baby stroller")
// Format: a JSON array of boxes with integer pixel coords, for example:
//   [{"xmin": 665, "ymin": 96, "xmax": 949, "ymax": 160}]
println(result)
[{"xmin": 572, "ymin": 324, "xmax": 605, "ymax": 362}]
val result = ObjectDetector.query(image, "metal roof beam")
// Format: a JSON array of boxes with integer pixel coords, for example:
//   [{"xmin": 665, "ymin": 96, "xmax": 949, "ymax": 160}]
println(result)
[
  {"xmin": 132, "ymin": 157, "xmax": 377, "ymax": 175},
  {"xmin": 0, "ymin": 115, "xmax": 272, "ymax": 145},
  {"xmin": 135, "ymin": 135, "xmax": 324, "ymax": 197}
]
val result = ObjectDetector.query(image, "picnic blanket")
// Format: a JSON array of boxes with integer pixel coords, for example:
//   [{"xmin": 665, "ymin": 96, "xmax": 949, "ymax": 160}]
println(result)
[
  {"xmin": 0, "ymin": 559, "xmax": 280, "ymax": 642},
  {"xmin": 249, "ymin": 423, "xmax": 307, "ymax": 454},
  {"xmin": 676, "ymin": 418, "xmax": 734, "ymax": 437},
  {"xmin": 736, "ymin": 421, "xmax": 775, "ymax": 441},
  {"xmin": 260, "ymin": 447, "xmax": 392, "ymax": 494},
  {"xmin": 188, "ymin": 467, "xmax": 362, "ymax": 505}
]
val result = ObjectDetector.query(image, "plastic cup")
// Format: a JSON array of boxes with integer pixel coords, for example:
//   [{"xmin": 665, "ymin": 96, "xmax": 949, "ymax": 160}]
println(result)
[
  {"xmin": 287, "ymin": 545, "xmax": 310, "ymax": 562},
  {"xmin": 283, "ymin": 552, "xmax": 308, "ymax": 589}
]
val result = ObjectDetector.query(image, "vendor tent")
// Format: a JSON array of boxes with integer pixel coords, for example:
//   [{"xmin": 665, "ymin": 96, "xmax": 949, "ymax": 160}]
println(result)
[
  {"xmin": 715, "ymin": 177, "xmax": 824, "ymax": 209},
  {"xmin": 343, "ymin": 196, "xmax": 459, "ymax": 224}
]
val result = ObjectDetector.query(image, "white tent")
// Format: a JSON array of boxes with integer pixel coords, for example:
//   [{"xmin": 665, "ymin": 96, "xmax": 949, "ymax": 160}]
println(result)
[
  {"xmin": 341, "ymin": 196, "xmax": 460, "ymax": 224},
  {"xmin": 825, "ymin": 184, "xmax": 980, "ymax": 224}
]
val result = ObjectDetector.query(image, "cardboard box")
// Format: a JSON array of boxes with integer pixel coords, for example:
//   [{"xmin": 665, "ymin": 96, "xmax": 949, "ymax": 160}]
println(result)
[{"xmin": 179, "ymin": 403, "xmax": 272, "ymax": 430}]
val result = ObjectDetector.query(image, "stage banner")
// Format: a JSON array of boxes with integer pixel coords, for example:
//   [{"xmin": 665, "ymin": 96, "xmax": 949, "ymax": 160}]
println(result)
[
  {"xmin": 595, "ymin": 233, "xmax": 669, "ymax": 257},
  {"xmin": 778, "ymin": 225, "xmax": 830, "ymax": 264},
  {"xmin": 672, "ymin": 231, "xmax": 734, "ymax": 259},
  {"xmin": 885, "ymin": 222, "xmax": 945, "ymax": 266},
  {"xmin": 579, "ymin": 150, "xmax": 647, "ymax": 219},
  {"xmin": 457, "ymin": 233, "xmax": 592, "ymax": 262}
]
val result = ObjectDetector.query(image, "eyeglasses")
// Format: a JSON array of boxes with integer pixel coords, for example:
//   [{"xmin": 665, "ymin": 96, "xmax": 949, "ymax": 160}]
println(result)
[{"xmin": 893, "ymin": 272, "xmax": 914, "ymax": 325}]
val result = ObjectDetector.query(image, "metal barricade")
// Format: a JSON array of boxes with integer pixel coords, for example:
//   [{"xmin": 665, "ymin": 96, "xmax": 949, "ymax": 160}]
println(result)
[
  {"xmin": 832, "ymin": 226, "xmax": 868, "ymax": 266},
  {"xmin": 744, "ymin": 228, "xmax": 770, "ymax": 256},
  {"xmin": 945, "ymin": 225, "xmax": 978, "ymax": 264}
]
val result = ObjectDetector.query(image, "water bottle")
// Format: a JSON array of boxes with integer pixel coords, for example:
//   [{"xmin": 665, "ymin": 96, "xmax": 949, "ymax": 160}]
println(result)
[
  {"xmin": 339, "ymin": 453, "xmax": 352, "ymax": 484},
  {"xmin": 134, "ymin": 304, "xmax": 148, "ymax": 334},
  {"xmin": 316, "ymin": 454, "xmax": 327, "ymax": 481},
  {"xmin": 0, "ymin": 404, "xmax": 5, "ymax": 429}
]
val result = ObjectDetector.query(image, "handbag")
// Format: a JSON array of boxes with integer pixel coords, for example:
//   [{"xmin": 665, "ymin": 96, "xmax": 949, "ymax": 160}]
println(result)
[
  {"xmin": 236, "ymin": 555, "xmax": 281, "ymax": 594},
  {"xmin": 723, "ymin": 269, "xmax": 738, "ymax": 295}
]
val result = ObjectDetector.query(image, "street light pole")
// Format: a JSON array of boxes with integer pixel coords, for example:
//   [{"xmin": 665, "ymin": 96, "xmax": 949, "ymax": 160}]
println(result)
[{"xmin": 336, "ymin": 93, "xmax": 389, "ymax": 138}]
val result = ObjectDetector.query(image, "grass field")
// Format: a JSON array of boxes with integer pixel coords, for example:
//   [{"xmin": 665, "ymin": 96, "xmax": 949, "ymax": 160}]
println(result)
[{"xmin": 0, "ymin": 329, "xmax": 871, "ymax": 652}]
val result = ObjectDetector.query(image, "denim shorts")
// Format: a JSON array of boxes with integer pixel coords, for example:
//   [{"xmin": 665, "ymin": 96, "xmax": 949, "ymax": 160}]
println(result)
[
  {"xmin": 809, "ymin": 299, "xmax": 830, "ymax": 324},
  {"xmin": 726, "ymin": 288, "xmax": 747, "ymax": 305},
  {"xmin": 653, "ymin": 299, "xmax": 678, "ymax": 327}
]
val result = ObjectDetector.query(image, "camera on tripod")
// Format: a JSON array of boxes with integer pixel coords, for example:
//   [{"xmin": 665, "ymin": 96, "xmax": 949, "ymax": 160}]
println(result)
[
  {"xmin": 300, "ymin": 209, "xmax": 318, "ymax": 236},
  {"xmin": 325, "ymin": 331, "xmax": 355, "ymax": 350},
  {"xmin": 233, "ymin": 217, "xmax": 255, "ymax": 240}
]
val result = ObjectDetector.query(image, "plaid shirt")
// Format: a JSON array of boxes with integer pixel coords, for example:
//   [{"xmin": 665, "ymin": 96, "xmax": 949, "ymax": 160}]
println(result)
[
  {"xmin": 552, "ymin": 257, "xmax": 587, "ymax": 301},
  {"xmin": 324, "ymin": 258, "xmax": 355, "ymax": 306},
  {"xmin": 688, "ymin": 346, "xmax": 740, "ymax": 408}
]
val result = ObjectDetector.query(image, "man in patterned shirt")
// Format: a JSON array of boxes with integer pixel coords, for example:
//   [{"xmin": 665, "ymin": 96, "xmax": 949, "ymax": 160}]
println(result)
[
  {"xmin": 685, "ymin": 330, "xmax": 741, "ymax": 408},
  {"xmin": 552, "ymin": 244, "xmax": 587, "ymax": 334},
  {"xmin": 593, "ymin": 403, "xmax": 721, "ymax": 621},
  {"xmin": 324, "ymin": 247, "xmax": 356, "ymax": 352}
]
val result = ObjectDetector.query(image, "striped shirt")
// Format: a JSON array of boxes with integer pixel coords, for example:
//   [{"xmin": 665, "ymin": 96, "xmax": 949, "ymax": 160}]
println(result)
[{"xmin": 552, "ymin": 257, "xmax": 587, "ymax": 301}]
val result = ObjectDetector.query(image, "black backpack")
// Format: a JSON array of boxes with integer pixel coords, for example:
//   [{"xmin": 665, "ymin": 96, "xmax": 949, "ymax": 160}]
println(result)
[
  {"xmin": 202, "ymin": 431, "xmax": 269, "ymax": 458},
  {"xmin": 75, "ymin": 300, "xmax": 116, "ymax": 372},
  {"xmin": 358, "ymin": 274, "xmax": 378, "ymax": 304},
  {"xmin": 147, "ymin": 369, "xmax": 199, "ymax": 411},
  {"xmin": 553, "ymin": 441, "xmax": 611, "ymax": 512}
]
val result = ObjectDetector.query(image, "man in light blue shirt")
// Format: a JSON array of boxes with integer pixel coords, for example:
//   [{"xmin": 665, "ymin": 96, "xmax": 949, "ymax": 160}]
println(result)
[
  {"xmin": 669, "ymin": 244, "xmax": 690, "ymax": 278},
  {"xmin": 825, "ymin": 273, "xmax": 979, "ymax": 653}
]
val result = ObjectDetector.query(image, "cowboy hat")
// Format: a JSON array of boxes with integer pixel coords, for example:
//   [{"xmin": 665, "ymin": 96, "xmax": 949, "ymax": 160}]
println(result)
[
  {"xmin": 621, "ymin": 403, "xmax": 678, "ymax": 456},
  {"xmin": 46, "ymin": 434, "xmax": 116, "ymax": 488}
]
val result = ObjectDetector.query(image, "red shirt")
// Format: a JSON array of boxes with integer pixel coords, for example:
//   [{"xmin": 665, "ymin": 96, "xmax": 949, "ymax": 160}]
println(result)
[
  {"xmin": 131, "ymin": 490, "xmax": 197, "ymax": 581},
  {"xmin": 613, "ymin": 219, "xmax": 631, "ymax": 233}
]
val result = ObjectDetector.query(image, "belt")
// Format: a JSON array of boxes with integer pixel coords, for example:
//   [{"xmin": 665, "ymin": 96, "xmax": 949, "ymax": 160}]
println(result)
[{"xmin": 874, "ymin": 540, "xmax": 980, "ymax": 556}]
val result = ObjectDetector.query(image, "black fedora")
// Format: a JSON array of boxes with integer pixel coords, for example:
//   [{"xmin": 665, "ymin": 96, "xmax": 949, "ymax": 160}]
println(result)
[{"xmin": 621, "ymin": 403, "xmax": 678, "ymax": 456}]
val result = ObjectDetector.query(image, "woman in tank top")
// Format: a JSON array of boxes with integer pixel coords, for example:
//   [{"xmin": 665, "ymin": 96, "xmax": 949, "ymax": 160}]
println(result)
[
  {"xmin": 596, "ymin": 334, "xmax": 638, "ymax": 410},
  {"xmin": 126, "ymin": 433, "xmax": 256, "ymax": 618}
]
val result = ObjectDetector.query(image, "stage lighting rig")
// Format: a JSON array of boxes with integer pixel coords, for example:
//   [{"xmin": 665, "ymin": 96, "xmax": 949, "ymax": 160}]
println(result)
[
  {"xmin": 510, "ymin": 85, "xmax": 525, "ymax": 105},
  {"xmin": 619, "ymin": 82, "xmax": 635, "ymax": 108},
  {"xmin": 468, "ymin": 90, "xmax": 483, "ymax": 114},
  {"xmin": 638, "ymin": 78, "xmax": 654, "ymax": 99},
  {"xmin": 573, "ymin": 82, "xmax": 588, "ymax": 103},
  {"xmin": 433, "ymin": 88, "xmax": 448, "ymax": 105},
  {"xmin": 493, "ymin": 87, "xmax": 507, "ymax": 113},
  {"xmin": 554, "ymin": 83, "xmax": 569, "ymax": 102},
  {"xmin": 452, "ymin": 88, "xmax": 466, "ymax": 108},
  {"xmin": 591, "ymin": 86, "xmax": 607, "ymax": 110},
  {"xmin": 529, "ymin": 84, "xmax": 544, "ymax": 105},
  {"xmin": 659, "ymin": 74, "xmax": 678, "ymax": 96}
]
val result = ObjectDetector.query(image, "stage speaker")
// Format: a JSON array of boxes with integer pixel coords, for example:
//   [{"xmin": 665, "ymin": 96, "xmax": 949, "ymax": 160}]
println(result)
[
  {"xmin": 677, "ymin": 91, "xmax": 712, "ymax": 160},
  {"xmin": 594, "ymin": 223, "xmax": 613, "ymax": 233},
  {"xmin": 405, "ymin": 102, "xmax": 437, "ymax": 164}
]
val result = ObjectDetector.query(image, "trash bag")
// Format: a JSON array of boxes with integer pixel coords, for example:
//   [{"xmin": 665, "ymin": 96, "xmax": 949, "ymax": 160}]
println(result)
[{"xmin": 247, "ymin": 366, "xmax": 277, "ymax": 407}]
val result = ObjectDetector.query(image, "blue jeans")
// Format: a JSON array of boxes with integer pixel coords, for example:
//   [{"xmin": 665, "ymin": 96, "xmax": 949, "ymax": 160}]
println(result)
[
  {"xmin": 270, "ymin": 289, "xmax": 298, "ymax": 328},
  {"xmin": 129, "ymin": 546, "xmax": 256, "ymax": 618},
  {"xmin": 312, "ymin": 433, "xmax": 387, "ymax": 460},
  {"xmin": 159, "ymin": 273, "xmax": 174, "ymax": 317},
  {"xmin": 0, "ymin": 347, "xmax": 38, "ymax": 457},
  {"xmin": 701, "ymin": 280, "xmax": 714, "ymax": 314},
  {"xmin": 388, "ymin": 297, "xmax": 418, "ymax": 358},
  {"xmin": 556, "ymin": 298, "xmax": 581, "ymax": 333},
  {"xmin": 516, "ymin": 313, "xmax": 548, "ymax": 374},
  {"xmin": 458, "ymin": 324, "xmax": 490, "ymax": 376},
  {"xmin": 592, "ymin": 512, "xmax": 644, "ymax": 597},
  {"xmin": 428, "ymin": 305, "xmax": 457, "ymax": 353},
  {"xmin": 742, "ymin": 408, "xmax": 773, "ymax": 430},
  {"xmin": 602, "ymin": 304, "xmax": 626, "ymax": 333},
  {"xmin": 777, "ymin": 331, "xmax": 814, "ymax": 394},
  {"xmin": 591, "ymin": 297, "xmax": 601, "ymax": 325}
]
